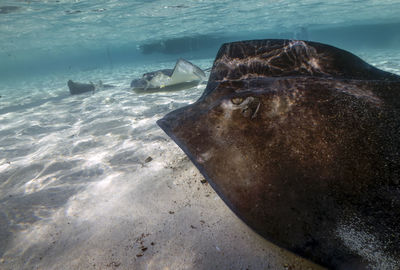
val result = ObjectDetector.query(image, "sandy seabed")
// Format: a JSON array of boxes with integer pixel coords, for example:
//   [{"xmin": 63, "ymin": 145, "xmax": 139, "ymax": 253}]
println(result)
[{"xmin": 6, "ymin": 52, "xmax": 398, "ymax": 269}]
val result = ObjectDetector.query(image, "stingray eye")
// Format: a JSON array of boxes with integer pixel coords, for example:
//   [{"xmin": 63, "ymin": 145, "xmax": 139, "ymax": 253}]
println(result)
[
  {"xmin": 231, "ymin": 97, "xmax": 244, "ymax": 105},
  {"xmin": 242, "ymin": 97, "xmax": 261, "ymax": 119},
  {"xmin": 242, "ymin": 107, "xmax": 252, "ymax": 118}
]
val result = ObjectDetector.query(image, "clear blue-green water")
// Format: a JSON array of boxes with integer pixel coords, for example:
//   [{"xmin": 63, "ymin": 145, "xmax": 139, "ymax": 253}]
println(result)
[
  {"xmin": 1, "ymin": 0, "xmax": 400, "ymax": 80},
  {"xmin": 0, "ymin": 1, "xmax": 400, "ymax": 269}
]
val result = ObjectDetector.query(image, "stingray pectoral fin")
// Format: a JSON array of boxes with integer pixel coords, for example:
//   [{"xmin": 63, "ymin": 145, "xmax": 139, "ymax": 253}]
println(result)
[
  {"xmin": 147, "ymin": 72, "xmax": 172, "ymax": 88},
  {"xmin": 133, "ymin": 81, "xmax": 201, "ymax": 94},
  {"xmin": 168, "ymin": 58, "xmax": 206, "ymax": 85}
]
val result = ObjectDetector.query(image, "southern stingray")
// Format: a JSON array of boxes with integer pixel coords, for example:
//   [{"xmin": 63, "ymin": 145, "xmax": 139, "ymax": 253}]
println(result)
[
  {"xmin": 157, "ymin": 39, "xmax": 400, "ymax": 269},
  {"xmin": 67, "ymin": 80, "xmax": 115, "ymax": 95},
  {"xmin": 130, "ymin": 58, "xmax": 206, "ymax": 93}
]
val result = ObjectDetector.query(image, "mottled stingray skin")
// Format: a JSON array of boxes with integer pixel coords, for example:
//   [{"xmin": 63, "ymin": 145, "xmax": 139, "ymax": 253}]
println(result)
[{"xmin": 157, "ymin": 39, "xmax": 400, "ymax": 269}]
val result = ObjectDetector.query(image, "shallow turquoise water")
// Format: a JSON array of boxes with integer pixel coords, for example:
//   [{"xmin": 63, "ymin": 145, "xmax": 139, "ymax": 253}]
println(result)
[{"xmin": 0, "ymin": 1, "xmax": 400, "ymax": 269}]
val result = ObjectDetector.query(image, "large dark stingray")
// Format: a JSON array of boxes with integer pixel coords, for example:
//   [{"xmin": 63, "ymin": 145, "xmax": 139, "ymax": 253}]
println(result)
[{"xmin": 157, "ymin": 39, "xmax": 400, "ymax": 269}]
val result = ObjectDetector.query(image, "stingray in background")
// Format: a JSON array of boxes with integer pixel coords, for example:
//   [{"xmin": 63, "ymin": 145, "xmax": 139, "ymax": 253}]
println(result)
[
  {"xmin": 130, "ymin": 58, "xmax": 206, "ymax": 93},
  {"xmin": 157, "ymin": 39, "xmax": 400, "ymax": 269},
  {"xmin": 67, "ymin": 80, "xmax": 115, "ymax": 95}
]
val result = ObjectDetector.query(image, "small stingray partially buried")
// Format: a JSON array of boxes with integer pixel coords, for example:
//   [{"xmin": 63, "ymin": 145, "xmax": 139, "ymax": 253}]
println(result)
[{"xmin": 157, "ymin": 39, "xmax": 400, "ymax": 269}]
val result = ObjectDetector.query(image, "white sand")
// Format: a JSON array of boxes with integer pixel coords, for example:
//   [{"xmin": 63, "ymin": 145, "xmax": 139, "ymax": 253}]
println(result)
[{"xmin": 0, "ymin": 60, "xmax": 328, "ymax": 270}]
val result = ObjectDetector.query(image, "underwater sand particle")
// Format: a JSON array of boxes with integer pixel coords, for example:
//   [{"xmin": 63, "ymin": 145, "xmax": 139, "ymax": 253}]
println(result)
[{"xmin": 106, "ymin": 261, "xmax": 121, "ymax": 267}]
